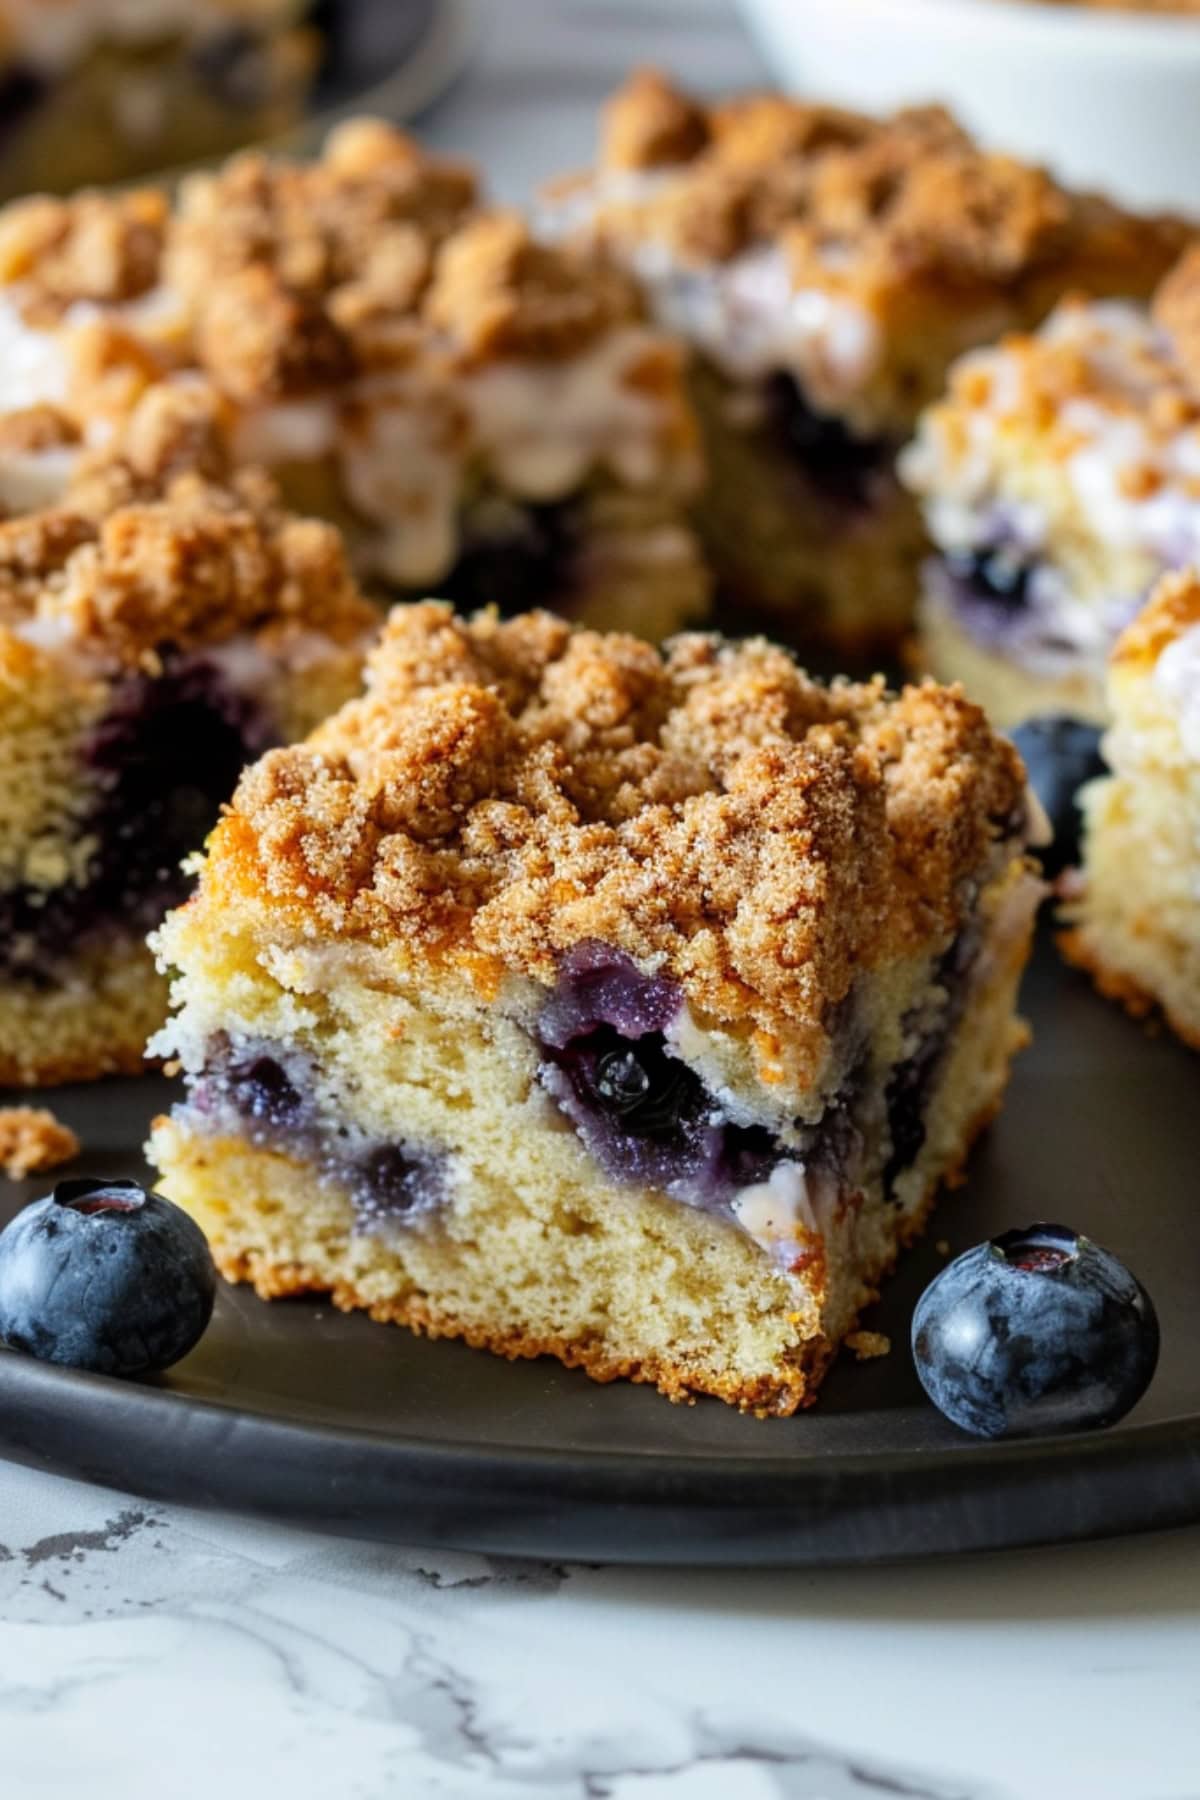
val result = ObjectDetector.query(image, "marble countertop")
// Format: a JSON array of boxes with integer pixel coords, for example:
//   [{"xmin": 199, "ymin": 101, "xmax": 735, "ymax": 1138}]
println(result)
[
  {"xmin": 1, "ymin": 7, "xmax": 1198, "ymax": 1797},
  {"xmin": 4, "ymin": 1453, "xmax": 1199, "ymax": 1800}
]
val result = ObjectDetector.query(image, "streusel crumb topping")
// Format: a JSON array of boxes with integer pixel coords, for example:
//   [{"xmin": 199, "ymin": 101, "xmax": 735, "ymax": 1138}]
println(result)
[
  {"xmin": 1112, "ymin": 568, "xmax": 1200, "ymax": 669},
  {"xmin": 913, "ymin": 265, "xmax": 1200, "ymax": 485},
  {"xmin": 587, "ymin": 70, "xmax": 1185, "ymax": 287},
  {"xmin": 0, "ymin": 188, "xmax": 168, "ymax": 320},
  {"xmin": 211, "ymin": 603, "xmax": 1024, "ymax": 1082},
  {"xmin": 425, "ymin": 213, "xmax": 642, "ymax": 363},
  {"xmin": 164, "ymin": 120, "xmax": 480, "ymax": 396},
  {"xmin": 601, "ymin": 67, "xmax": 712, "ymax": 171},
  {"xmin": 0, "ymin": 404, "xmax": 80, "ymax": 454},
  {"xmin": 0, "ymin": 386, "xmax": 376, "ymax": 661}
]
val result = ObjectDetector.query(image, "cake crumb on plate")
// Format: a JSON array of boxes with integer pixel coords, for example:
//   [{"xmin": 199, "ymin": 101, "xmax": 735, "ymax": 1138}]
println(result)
[{"xmin": 0, "ymin": 1106, "xmax": 80, "ymax": 1179}]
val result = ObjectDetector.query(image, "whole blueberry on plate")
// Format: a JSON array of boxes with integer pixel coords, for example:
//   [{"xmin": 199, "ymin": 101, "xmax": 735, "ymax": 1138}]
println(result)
[
  {"xmin": 1010, "ymin": 715, "xmax": 1106, "ymax": 878},
  {"xmin": 912, "ymin": 1223, "xmax": 1159, "ymax": 1439},
  {"xmin": 0, "ymin": 1178, "xmax": 216, "ymax": 1377}
]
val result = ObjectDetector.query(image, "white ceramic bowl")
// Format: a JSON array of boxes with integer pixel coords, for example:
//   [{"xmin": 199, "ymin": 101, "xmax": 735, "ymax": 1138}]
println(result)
[{"xmin": 736, "ymin": 0, "xmax": 1200, "ymax": 214}]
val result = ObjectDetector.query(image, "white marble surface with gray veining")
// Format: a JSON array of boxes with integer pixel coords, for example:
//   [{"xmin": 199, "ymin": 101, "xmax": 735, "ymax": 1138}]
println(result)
[
  {"xmin": 1, "ymin": 7, "xmax": 1198, "ymax": 1797},
  {"xmin": 2, "ymin": 1454, "xmax": 1200, "ymax": 1800}
]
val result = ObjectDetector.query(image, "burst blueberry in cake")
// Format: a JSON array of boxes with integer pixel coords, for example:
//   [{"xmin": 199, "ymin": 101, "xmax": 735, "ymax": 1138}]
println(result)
[
  {"xmin": 902, "ymin": 248, "xmax": 1200, "ymax": 728},
  {"xmin": 1060, "ymin": 570, "xmax": 1200, "ymax": 1046},
  {"xmin": 148, "ymin": 602, "xmax": 1041, "ymax": 1413},
  {"xmin": 0, "ymin": 0, "xmax": 319, "ymax": 202},
  {"xmin": 0, "ymin": 119, "xmax": 709, "ymax": 642},
  {"xmin": 542, "ymin": 69, "xmax": 1185, "ymax": 652},
  {"xmin": 0, "ymin": 383, "xmax": 376, "ymax": 1086}
]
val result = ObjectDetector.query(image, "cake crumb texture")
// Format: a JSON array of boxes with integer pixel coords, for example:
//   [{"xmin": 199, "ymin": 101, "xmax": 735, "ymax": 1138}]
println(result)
[
  {"xmin": 149, "ymin": 867, "xmax": 1032, "ymax": 1413},
  {"xmin": 0, "ymin": 936, "xmax": 167, "ymax": 1087},
  {"xmin": 1060, "ymin": 569, "xmax": 1200, "ymax": 1048}
]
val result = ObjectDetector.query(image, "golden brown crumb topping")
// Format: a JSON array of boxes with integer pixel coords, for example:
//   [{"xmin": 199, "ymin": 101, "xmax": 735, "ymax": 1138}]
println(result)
[
  {"xmin": 0, "ymin": 385, "xmax": 376, "ymax": 662},
  {"xmin": 587, "ymin": 70, "xmax": 1186, "ymax": 289},
  {"xmin": 0, "ymin": 1106, "xmax": 79, "ymax": 1180},
  {"xmin": 0, "ymin": 115, "xmax": 699, "ymax": 420},
  {"xmin": 1113, "ymin": 568, "xmax": 1200, "ymax": 669},
  {"xmin": 208, "ymin": 603, "xmax": 1025, "ymax": 1085},
  {"xmin": 601, "ymin": 67, "xmax": 712, "ymax": 171},
  {"xmin": 425, "ymin": 212, "xmax": 642, "ymax": 363},
  {"xmin": 0, "ymin": 188, "xmax": 168, "ymax": 320},
  {"xmin": 0, "ymin": 404, "xmax": 79, "ymax": 455},
  {"xmin": 915, "ymin": 264, "xmax": 1200, "ymax": 481},
  {"xmin": 164, "ymin": 119, "xmax": 479, "ymax": 395}
]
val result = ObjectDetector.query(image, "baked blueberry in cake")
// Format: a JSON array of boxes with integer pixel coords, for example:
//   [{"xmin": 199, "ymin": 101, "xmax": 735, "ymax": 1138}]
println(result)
[
  {"xmin": 542, "ymin": 69, "xmax": 1185, "ymax": 653},
  {"xmin": 902, "ymin": 247, "xmax": 1200, "ymax": 728},
  {"xmin": 0, "ymin": 0, "xmax": 320, "ymax": 202},
  {"xmin": 148, "ymin": 602, "xmax": 1042, "ymax": 1413},
  {"xmin": 0, "ymin": 383, "xmax": 376, "ymax": 1086},
  {"xmin": 0, "ymin": 120, "xmax": 709, "ymax": 642},
  {"xmin": 1060, "ymin": 569, "xmax": 1200, "ymax": 1046}
]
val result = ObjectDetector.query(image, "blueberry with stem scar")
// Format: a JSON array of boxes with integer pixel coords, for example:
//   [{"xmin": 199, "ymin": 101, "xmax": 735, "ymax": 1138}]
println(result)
[
  {"xmin": 912, "ymin": 1223, "xmax": 1159, "ymax": 1439},
  {"xmin": 0, "ymin": 1178, "xmax": 216, "ymax": 1377}
]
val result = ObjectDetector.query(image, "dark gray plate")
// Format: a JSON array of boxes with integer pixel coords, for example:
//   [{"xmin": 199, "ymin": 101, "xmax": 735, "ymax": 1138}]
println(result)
[{"xmin": 0, "ymin": 927, "xmax": 1196, "ymax": 1566}]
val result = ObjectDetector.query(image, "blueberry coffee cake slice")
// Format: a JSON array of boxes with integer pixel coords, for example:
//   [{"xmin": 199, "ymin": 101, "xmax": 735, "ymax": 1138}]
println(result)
[
  {"xmin": 1060, "ymin": 570, "xmax": 1200, "ymax": 1046},
  {"xmin": 543, "ymin": 70, "xmax": 1185, "ymax": 653},
  {"xmin": 0, "ymin": 383, "xmax": 376, "ymax": 1086},
  {"xmin": 0, "ymin": 120, "xmax": 708, "ymax": 641},
  {"xmin": 0, "ymin": 0, "xmax": 319, "ymax": 202},
  {"xmin": 149, "ymin": 603, "xmax": 1041, "ymax": 1413},
  {"xmin": 902, "ymin": 248, "xmax": 1200, "ymax": 728}
]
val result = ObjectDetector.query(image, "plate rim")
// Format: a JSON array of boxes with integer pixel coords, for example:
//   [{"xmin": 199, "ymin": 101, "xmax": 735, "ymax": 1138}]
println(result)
[{"xmin": 4, "ymin": 1341, "xmax": 1200, "ymax": 1566}]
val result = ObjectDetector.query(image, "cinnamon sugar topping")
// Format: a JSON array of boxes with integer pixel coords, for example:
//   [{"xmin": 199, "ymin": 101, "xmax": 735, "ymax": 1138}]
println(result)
[{"xmin": 215, "ymin": 603, "xmax": 1024, "ymax": 1087}]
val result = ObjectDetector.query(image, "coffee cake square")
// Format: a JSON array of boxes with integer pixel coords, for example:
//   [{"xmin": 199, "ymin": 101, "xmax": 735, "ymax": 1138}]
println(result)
[
  {"xmin": 543, "ymin": 70, "xmax": 1184, "ymax": 653},
  {"xmin": 0, "ymin": 384, "xmax": 375, "ymax": 1085},
  {"xmin": 149, "ymin": 602, "xmax": 1041, "ymax": 1412},
  {"xmin": 1061, "ymin": 569, "xmax": 1200, "ymax": 1045},
  {"xmin": 903, "ymin": 248, "xmax": 1200, "ymax": 727},
  {"xmin": 0, "ymin": 120, "xmax": 710, "ymax": 642}
]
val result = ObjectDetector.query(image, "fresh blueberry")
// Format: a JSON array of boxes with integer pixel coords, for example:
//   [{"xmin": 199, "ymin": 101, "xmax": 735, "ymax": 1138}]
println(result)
[
  {"xmin": 1010, "ymin": 715, "xmax": 1106, "ymax": 878},
  {"xmin": 912, "ymin": 1223, "xmax": 1159, "ymax": 1439},
  {"xmin": 0, "ymin": 1179, "xmax": 216, "ymax": 1377}
]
